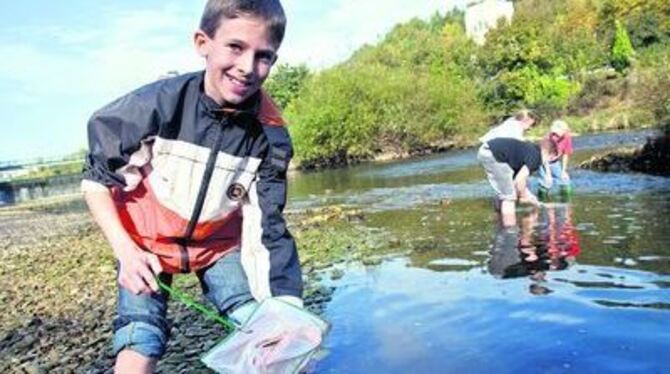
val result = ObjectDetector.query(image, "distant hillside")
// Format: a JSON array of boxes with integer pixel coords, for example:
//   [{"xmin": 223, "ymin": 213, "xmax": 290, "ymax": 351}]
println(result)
[{"xmin": 263, "ymin": 0, "xmax": 670, "ymax": 169}]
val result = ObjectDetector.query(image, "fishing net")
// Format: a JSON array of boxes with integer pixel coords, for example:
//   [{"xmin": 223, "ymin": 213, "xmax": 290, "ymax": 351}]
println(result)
[
  {"xmin": 202, "ymin": 297, "xmax": 329, "ymax": 373},
  {"xmin": 157, "ymin": 278, "xmax": 329, "ymax": 374}
]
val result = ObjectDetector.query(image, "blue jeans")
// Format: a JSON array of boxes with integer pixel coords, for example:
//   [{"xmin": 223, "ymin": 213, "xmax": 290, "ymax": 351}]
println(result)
[
  {"xmin": 538, "ymin": 160, "xmax": 570, "ymax": 189},
  {"xmin": 112, "ymin": 250, "xmax": 254, "ymax": 358}
]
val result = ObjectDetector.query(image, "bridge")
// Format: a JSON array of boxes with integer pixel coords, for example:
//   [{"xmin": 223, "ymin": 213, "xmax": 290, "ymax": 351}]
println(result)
[
  {"xmin": 0, "ymin": 156, "xmax": 84, "ymax": 205},
  {"xmin": 0, "ymin": 173, "xmax": 82, "ymax": 205}
]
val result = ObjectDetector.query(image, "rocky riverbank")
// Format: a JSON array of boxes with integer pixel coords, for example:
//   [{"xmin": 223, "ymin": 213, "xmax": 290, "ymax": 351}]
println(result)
[
  {"xmin": 579, "ymin": 131, "xmax": 670, "ymax": 176},
  {"xmin": 0, "ymin": 198, "xmax": 390, "ymax": 373}
]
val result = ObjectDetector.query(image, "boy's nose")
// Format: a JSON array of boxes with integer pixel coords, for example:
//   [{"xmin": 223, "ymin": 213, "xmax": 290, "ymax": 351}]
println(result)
[{"xmin": 236, "ymin": 52, "xmax": 255, "ymax": 77}]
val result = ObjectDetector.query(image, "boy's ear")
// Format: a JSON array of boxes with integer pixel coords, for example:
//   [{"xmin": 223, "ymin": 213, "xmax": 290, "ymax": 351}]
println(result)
[{"xmin": 194, "ymin": 29, "xmax": 210, "ymax": 58}]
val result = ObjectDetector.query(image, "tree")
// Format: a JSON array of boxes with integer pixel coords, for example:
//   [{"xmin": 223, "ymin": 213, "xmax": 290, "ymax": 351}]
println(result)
[
  {"xmin": 264, "ymin": 64, "xmax": 311, "ymax": 109},
  {"xmin": 611, "ymin": 20, "xmax": 635, "ymax": 73}
]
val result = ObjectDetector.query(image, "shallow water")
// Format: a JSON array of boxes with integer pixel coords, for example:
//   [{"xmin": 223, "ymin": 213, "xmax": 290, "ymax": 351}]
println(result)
[{"xmin": 288, "ymin": 130, "xmax": 670, "ymax": 373}]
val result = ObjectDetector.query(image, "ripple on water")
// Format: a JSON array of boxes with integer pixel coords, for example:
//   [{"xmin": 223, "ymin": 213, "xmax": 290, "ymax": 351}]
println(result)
[{"xmin": 315, "ymin": 259, "xmax": 670, "ymax": 373}]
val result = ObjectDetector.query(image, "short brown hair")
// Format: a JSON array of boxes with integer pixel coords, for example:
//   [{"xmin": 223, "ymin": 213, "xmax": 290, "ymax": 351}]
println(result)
[
  {"xmin": 514, "ymin": 109, "xmax": 538, "ymax": 123},
  {"xmin": 200, "ymin": 0, "xmax": 286, "ymax": 48}
]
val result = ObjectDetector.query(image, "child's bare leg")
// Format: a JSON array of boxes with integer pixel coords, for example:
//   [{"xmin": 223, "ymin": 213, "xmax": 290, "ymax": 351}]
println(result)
[
  {"xmin": 500, "ymin": 200, "xmax": 516, "ymax": 227},
  {"xmin": 115, "ymin": 350, "xmax": 156, "ymax": 374}
]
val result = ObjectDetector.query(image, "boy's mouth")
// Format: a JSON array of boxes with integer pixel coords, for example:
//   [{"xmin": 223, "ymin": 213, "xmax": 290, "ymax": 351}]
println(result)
[{"xmin": 226, "ymin": 74, "xmax": 253, "ymax": 88}]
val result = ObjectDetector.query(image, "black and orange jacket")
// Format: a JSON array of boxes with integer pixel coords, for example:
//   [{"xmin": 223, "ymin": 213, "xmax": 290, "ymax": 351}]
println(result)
[{"xmin": 82, "ymin": 71, "xmax": 302, "ymax": 301}]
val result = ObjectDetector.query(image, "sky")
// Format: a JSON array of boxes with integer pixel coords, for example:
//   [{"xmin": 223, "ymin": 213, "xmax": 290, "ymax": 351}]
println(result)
[{"xmin": 0, "ymin": 0, "xmax": 468, "ymax": 162}]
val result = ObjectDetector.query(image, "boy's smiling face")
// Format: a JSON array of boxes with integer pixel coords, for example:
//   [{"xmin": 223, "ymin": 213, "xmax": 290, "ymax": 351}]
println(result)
[{"xmin": 195, "ymin": 16, "xmax": 278, "ymax": 105}]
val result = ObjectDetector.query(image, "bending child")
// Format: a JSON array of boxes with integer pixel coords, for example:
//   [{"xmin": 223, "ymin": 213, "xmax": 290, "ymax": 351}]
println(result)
[
  {"xmin": 82, "ymin": 1, "xmax": 302, "ymax": 372},
  {"xmin": 538, "ymin": 119, "xmax": 574, "ymax": 199},
  {"xmin": 479, "ymin": 109, "xmax": 537, "ymax": 143},
  {"xmin": 478, "ymin": 138, "xmax": 549, "ymax": 226}
]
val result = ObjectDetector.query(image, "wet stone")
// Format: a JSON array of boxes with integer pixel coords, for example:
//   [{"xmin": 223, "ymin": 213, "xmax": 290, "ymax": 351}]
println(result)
[
  {"xmin": 183, "ymin": 328, "xmax": 210, "ymax": 339},
  {"xmin": 15, "ymin": 334, "xmax": 37, "ymax": 350},
  {"xmin": 330, "ymin": 269, "xmax": 345, "ymax": 280},
  {"xmin": 24, "ymin": 363, "xmax": 47, "ymax": 374},
  {"xmin": 362, "ymin": 257, "xmax": 383, "ymax": 266}
]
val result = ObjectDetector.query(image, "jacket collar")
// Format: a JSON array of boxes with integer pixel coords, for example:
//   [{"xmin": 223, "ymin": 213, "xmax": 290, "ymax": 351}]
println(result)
[{"xmin": 197, "ymin": 71, "xmax": 260, "ymax": 122}]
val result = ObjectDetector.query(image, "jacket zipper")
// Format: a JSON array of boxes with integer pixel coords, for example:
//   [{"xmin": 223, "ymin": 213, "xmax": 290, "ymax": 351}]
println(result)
[{"xmin": 178, "ymin": 116, "xmax": 227, "ymax": 273}]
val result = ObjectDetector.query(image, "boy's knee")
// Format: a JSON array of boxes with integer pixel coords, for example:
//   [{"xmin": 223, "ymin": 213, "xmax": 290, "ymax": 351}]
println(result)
[
  {"xmin": 199, "ymin": 251, "xmax": 254, "ymax": 314},
  {"xmin": 113, "ymin": 317, "xmax": 169, "ymax": 359}
]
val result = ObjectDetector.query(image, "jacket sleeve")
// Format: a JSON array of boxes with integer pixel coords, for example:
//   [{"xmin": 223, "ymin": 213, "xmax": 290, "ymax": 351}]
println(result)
[
  {"xmin": 241, "ymin": 125, "xmax": 303, "ymax": 304},
  {"xmin": 82, "ymin": 89, "xmax": 161, "ymax": 192}
]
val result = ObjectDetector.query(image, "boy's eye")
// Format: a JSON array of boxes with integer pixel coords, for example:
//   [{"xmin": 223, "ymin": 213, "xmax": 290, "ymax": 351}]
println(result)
[
  {"xmin": 227, "ymin": 44, "xmax": 242, "ymax": 53},
  {"xmin": 257, "ymin": 52, "xmax": 275, "ymax": 64}
]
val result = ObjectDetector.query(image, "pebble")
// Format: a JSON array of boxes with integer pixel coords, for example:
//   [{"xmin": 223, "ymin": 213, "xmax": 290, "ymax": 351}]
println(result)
[{"xmin": 330, "ymin": 269, "xmax": 345, "ymax": 280}]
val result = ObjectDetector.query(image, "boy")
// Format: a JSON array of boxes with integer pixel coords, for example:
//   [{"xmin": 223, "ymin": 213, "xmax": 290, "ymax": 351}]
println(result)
[
  {"xmin": 478, "ymin": 137, "xmax": 548, "ymax": 226},
  {"xmin": 81, "ymin": 1, "xmax": 301, "ymax": 372},
  {"xmin": 478, "ymin": 109, "xmax": 537, "ymax": 143},
  {"xmin": 538, "ymin": 119, "xmax": 574, "ymax": 199}
]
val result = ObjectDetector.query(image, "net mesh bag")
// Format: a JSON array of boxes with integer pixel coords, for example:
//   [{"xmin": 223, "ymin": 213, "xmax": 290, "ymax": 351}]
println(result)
[{"xmin": 201, "ymin": 297, "xmax": 330, "ymax": 373}]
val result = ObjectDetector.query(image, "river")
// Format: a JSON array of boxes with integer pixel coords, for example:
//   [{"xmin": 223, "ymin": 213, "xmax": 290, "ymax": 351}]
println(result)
[{"xmin": 287, "ymin": 130, "xmax": 670, "ymax": 373}]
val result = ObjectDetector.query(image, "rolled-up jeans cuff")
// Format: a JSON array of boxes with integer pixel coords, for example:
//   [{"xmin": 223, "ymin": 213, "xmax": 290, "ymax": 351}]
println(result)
[
  {"xmin": 113, "ymin": 321, "xmax": 168, "ymax": 358},
  {"xmin": 228, "ymin": 300, "xmax": 258, "ymax": 325}
]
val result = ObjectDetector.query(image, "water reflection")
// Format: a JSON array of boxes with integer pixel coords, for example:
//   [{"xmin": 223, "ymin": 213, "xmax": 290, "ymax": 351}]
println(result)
[
  {"xmin": 315, "ymin": 200, "xmax": 670, "ymax": 373},
  {"xmin": 541, "ymin": 204, "xmax": 580, "ymax": 269},
  {"xmin": 488, "ymin": 205, "xmax": 582, "ymax": 295},
  {"xmin": 308, "ymin": 131, "xmax": 670, "ymax": 373}
]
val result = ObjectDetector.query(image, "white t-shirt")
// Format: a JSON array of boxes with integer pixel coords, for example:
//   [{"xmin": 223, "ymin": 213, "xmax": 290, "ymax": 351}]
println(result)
[{"xmin": 479, "ymin": 117, "xmax": 524, "ymax": 143}]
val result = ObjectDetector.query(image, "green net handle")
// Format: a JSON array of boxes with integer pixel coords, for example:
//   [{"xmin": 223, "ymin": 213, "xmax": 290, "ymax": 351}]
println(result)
[{"xmin": 156, "ymin": 277, "xmax": 238, "ymax": 333}]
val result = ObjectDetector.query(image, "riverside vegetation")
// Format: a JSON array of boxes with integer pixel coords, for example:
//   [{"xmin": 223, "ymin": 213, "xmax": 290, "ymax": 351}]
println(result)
[{"xmin": 263, "ymin": 0, "xmax": 670, "ymax": 170}]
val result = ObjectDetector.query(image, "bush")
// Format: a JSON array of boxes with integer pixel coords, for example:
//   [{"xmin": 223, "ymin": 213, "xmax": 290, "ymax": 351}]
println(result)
[
  {"xmin": 281, "ymin": 2, "xmax": 669, "ymax": 168},
  {"xmin": 264, "ymin": 64, "xmax": 311, "ymax": 109},
  {"xmin": 286, "ymin": 61, "xmax": 486, "ymax": 167},
  {"xmin": 611, "ymin": 20, "xmax": 635, "ymax": 73},
  {"xmin": 482, "ymin": 64, "xmax": 580, "ymax": 115}
]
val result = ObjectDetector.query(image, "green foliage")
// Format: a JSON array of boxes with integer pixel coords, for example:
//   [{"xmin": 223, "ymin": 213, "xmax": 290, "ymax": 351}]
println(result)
[
  {"xmin": 276, "ymin": 0, "xmax": 670, "ymax": 168},
  {"xmin": 611, "ymin": 20, "xmax": 635, "ymax": 72},
  {"xmin": 351, "ymin": 17, "xmax": 447, "ymax": 69},
  {"xmin": 476, "ymin": 0, "xmax": 605, "ymax": 114},
  {"xmin": 491, "ymin": 65, "xmax": 581, "ymax": 111},
  {"xmin": 441, "ymin": 21, "xmax": 479, "ymax": 76},
  {"xmin": 286, "ymin": 65, "xmax": 377, "ymax": 163},
  {"xmin": 549, "ymin": 0, "xmax": 607, "ymax": 73},
  {"xmin": 264, "ymin": 63, "xmax": 311, "ymax": 109},
  {"xmin": 632, "ymin": 46, "xmax": 670, "ymax": 125},
  {"xmin": 479, "ymin": 19, "xmax": 554, "ymax": 75},
  {"xmin": 286, "ymin": 19, "xmax": 487, "ymax": 166},
  {"xmin": 599, "ymin": 0, "xmax": 670, "ymax": 48}
]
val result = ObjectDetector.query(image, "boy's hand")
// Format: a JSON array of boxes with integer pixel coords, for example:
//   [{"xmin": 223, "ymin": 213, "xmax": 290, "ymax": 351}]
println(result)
[
  {"xmin": 83, "ymin": 189, "xmax": 162, "ymax": 294},
  {"xmin": 114, "ymin": 240, "xmax": 163, "ymax": 295}
]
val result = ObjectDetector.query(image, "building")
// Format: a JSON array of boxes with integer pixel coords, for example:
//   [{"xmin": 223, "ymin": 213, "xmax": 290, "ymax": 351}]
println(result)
[{"xmin": 465, "ymin": 0, "xmax": 514, "ymax": 45}]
